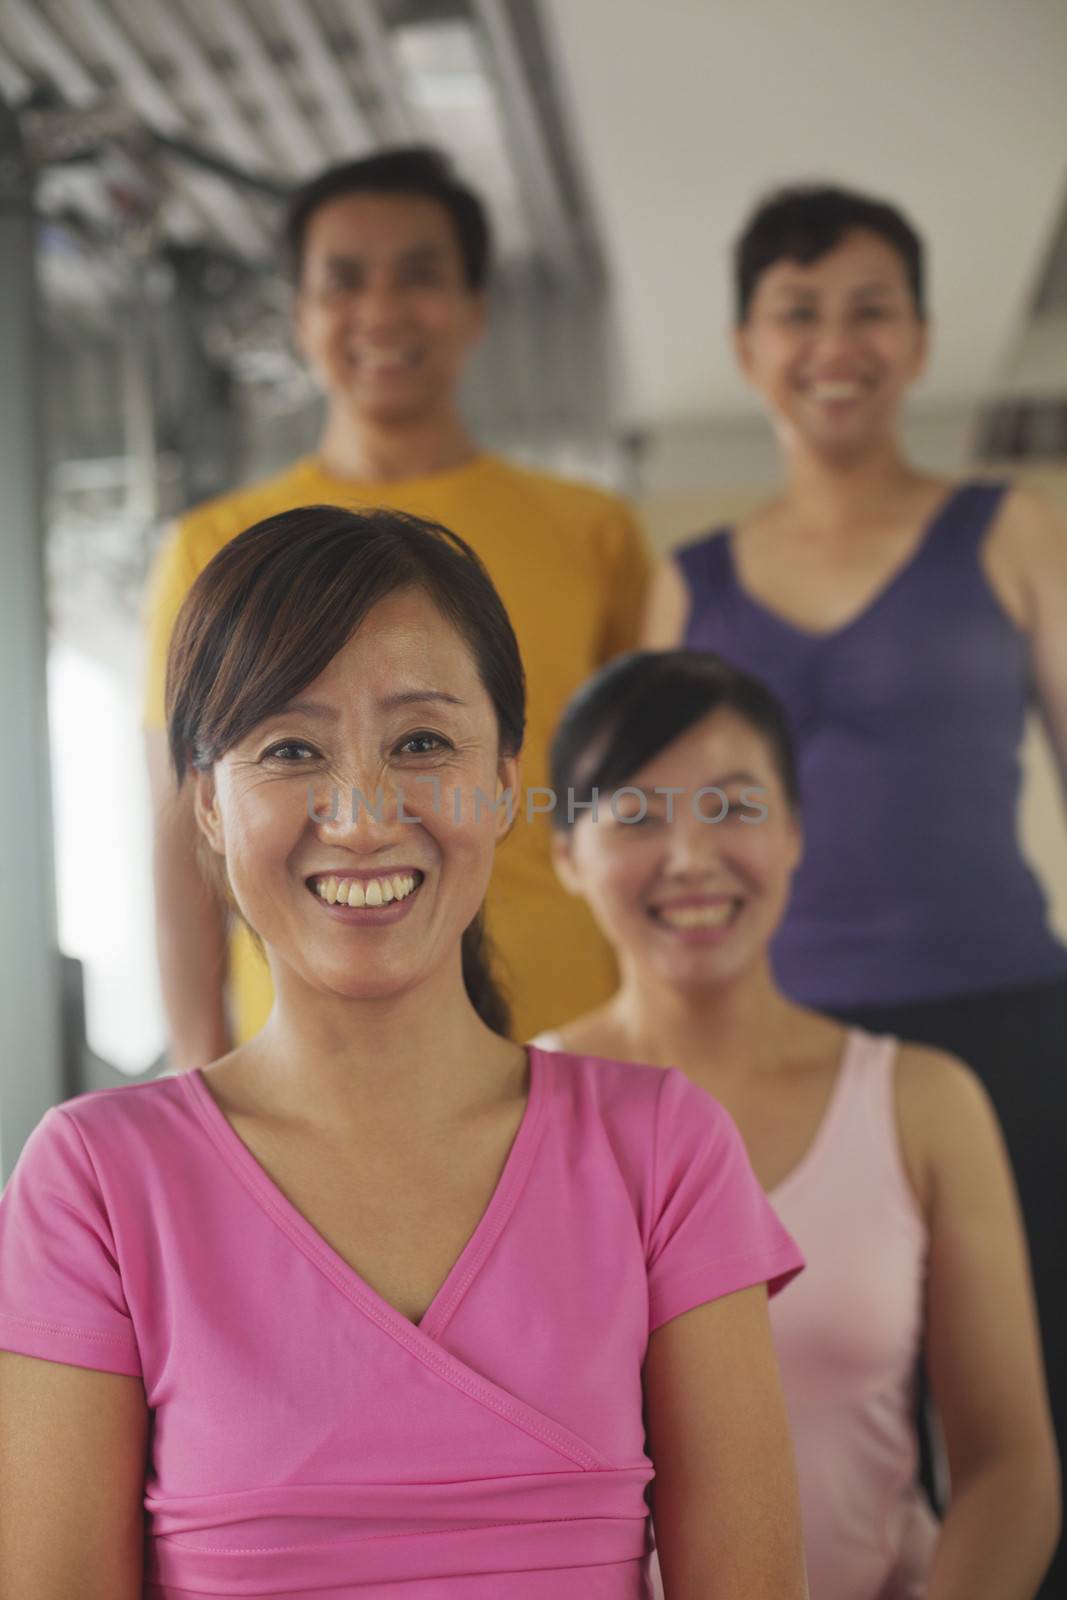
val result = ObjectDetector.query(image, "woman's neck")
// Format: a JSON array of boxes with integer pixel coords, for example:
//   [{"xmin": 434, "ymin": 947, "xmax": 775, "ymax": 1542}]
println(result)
[
  {"xmin": 316, "ymin": 404, "xmax": 480, "ymax": 485},
  {"xmin": 610, "ymin": 958, "xmax": 803, "ymax": 1080},
  {"xmin": 239, "ymin": 956, "xmax": 520, "ymax": 1138},
  {"xmin": 781, "ymin": 437, "xmax": 935, "ymax": 535}
]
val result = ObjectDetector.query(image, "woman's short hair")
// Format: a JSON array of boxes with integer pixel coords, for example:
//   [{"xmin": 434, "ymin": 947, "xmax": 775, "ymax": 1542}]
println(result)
[
  {"xmin": 550, "ymin": 649, "xmax": 799, "ymax": 829},
  {"xmin": 165, "ymin": 504, "xmax": 525, "ymax": 1035},
  {"xmin": 734, "ymin": 183, "xmax": 926, "ymax": 323}
]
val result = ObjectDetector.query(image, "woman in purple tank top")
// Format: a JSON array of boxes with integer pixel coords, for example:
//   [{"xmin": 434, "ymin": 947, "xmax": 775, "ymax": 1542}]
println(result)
[
  {"xmin": 539, "ymin": 650, "xmax": 1058, "ymax": 1598},
  {"xmin": 642, "ymin": 186, "xmax": 1067, "ymax": 1593}
]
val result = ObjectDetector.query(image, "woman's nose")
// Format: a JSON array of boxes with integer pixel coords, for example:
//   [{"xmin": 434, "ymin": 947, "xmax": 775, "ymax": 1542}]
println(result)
[
  {"xmin": 665, "ymin": 806, "xmax": 726, "ymax": 870},
  {"xmin": 307, "ymin": 775, "xmax": 416, "ymax": 842}
]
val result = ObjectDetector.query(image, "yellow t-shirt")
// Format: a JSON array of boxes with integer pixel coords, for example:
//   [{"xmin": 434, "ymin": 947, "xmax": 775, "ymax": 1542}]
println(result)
[{"xmin": 143, "ymin": 453, "xmax": 650, "ymax": 1043}]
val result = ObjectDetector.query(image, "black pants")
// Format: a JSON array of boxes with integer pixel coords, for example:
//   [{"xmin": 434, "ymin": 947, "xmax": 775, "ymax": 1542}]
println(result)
[{"xmin": 830, "ymin": 977, "xmax": 1067, "ymax": 1598}]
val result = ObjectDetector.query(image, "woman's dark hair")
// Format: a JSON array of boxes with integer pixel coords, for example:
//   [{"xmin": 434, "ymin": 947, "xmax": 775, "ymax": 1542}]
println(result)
[
  {"xmin": 166, "ymin": 505, "xmax": 525, "ymax": 1036},
  {"xmin": 550, "ymin": 650, "xmax": 799, "ymax": 828},
  {"xmin": 734, "ymin": 183, "xmax": 925, "ymax": 323},
  {"xmin": 283, "ymin": 145, "xmax": 492, "ymax": 290}
]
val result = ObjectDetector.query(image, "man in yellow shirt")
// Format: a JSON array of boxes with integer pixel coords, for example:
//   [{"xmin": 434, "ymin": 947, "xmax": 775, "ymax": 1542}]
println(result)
[{"xmin": 144, "ymin": 147, "xmax": 649, "ymax": 1063}]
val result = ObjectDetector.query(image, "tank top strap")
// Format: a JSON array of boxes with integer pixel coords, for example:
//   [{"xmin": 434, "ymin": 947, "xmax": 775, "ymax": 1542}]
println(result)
[
  {"xmin": 674, "ymin": 526, "xmax": 733, "ymax": 595},
  {"xmin": 824, "ymin": 1031, "xmax": 922, "ymax": 1222},
  {"xmin": 926, "ymin": 479, "xmax": 1011, "ymax": 565}
]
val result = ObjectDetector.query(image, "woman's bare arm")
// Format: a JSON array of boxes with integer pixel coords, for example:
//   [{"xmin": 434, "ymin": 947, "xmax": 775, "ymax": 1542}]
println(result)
[
  {"xmin": 996, "ymin": 488, "xmax": 1067, "ymax": 801},
  {"xmin": 645, "ymin": 1284, "xmax": 808, "ymax": 1599},
  {"xmin": 641, "ymin": 557, "xmax": 692, "ymax": 649},
  {"xmin": 0, "ymin": 1352, "xmax": 148, "ymax": 1598},
  {"xmin": 895, "ymin": 1048, "xmax": 1061, "ymax": 1598}
]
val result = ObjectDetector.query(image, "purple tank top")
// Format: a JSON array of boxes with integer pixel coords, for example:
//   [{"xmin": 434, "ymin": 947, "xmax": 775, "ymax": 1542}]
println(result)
[{"xmin": 677, "ymin": 482, "xmax": 1067, "ymax": 1007}]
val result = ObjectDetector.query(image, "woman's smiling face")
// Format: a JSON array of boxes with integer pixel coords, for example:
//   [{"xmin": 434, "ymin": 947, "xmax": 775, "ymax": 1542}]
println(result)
[
  {"xmin": 193, "ymin": 587, "xmax": 518, "ymax": 1006},
  {"xmin": 554, "ymin": 709, "xmax": 802, "ymax": 993},
  {"xmin": 736, "ymin": 227, "xmax": 926, "ymax": 461}
]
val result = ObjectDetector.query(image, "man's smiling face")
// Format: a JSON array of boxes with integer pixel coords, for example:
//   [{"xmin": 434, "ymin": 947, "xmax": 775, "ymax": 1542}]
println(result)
[{"xmin": 294, "ymin": 191, "xmax": 487, "ymax": 429}]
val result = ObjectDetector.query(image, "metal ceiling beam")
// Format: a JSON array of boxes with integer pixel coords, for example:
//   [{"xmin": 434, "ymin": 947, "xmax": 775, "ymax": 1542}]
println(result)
[
  {"xmin": 338, "ymin": 0, "xmax": 416, "ymax": 144},
  {"xmin": 208, "ymin": 0, "xmax": 328, "ymax": 177},
  {"xmin": 269, "ymin": 0, "xmax": 372, "ymax": 159},
  {"xmin": 3, "ymin": 8, "xmax": 132, "ymax": 237},
  {"xmin": 0, "ymin": 42, "xmax": 32, "ymax": 105},
  {"xmin": 468, "ymin": 0, "xmax": 579, "ymax": 280},
  {"xmin": 3, "ymin": 0, "xmax": 98, "ymax": 106},
  {"xmin": 59, "ymin": 0, "xmax": 267, "ymax": 257},
  {"xmin": 138, "ymin": 0, "xmax": 281, "ymax": 180}
]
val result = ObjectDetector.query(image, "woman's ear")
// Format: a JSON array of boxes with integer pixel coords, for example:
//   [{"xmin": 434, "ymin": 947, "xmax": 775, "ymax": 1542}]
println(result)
[
  {"xmin": 785, "ymin": 810, "xmax": 805, "ymax": 874},
  {"xmin": 909, "ymin": 317, "xmax": 930, "ymax": 383},
  {"xmin": 550, "ymin": 830, "xmax": 582, "ymax": 897},
  {"xmin": 192, "ymin": 768, "xmax": 226, "ymax": 855},
  {"xmin": 494, "ymin": 754, "xmax": 521, "ymax": 842},
  {"xmin": 733, "ymin": 321, "xmax": 755, "ymax": 383}
]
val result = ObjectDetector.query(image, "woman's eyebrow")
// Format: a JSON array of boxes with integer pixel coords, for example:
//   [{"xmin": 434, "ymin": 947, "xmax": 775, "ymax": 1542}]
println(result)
[
  {"xmin": 704, "ymin": 770, "xmax": 762, "ymax": 787},
  {"xmin": 379, "ymin": 690, "xmax": 467, "ymax": 710},
  {"xmin": 275, "ymin": 691, "xmax": 467, "ymax": 719}
]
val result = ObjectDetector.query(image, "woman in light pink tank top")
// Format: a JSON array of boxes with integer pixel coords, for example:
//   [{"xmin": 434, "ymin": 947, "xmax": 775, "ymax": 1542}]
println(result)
[{"xmin": 536, "ymin": 650, "xmax": 1059, "ymax": 1599}]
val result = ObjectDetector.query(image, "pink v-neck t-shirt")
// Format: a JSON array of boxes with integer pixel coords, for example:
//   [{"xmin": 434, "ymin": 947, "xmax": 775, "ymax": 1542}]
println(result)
[{"xmin": 0, "ymin": 1047, "xmax": 802, "ymax": 1597}]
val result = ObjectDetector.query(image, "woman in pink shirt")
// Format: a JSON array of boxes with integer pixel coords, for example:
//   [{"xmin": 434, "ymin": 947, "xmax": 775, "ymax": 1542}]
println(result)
[
  {"xmin": 0, "ymin": 509, "xmax": 805, "ymax": 1599},
  {"xmin": 538, "ymin": 649, "xmax": 1060, "ymax": 1599}
]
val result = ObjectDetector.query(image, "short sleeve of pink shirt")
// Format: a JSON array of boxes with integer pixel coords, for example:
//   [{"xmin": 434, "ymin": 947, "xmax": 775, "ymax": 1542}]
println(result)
[
  {"xmin": 645, "ymin": 1064, "xmax": 802, "ymax": 1329},
  {"xmin": 0, "ymin": 1106, "xmax": 141, "ymax": 1376},
  {"xmin": 0, "ymin": 1050, "xmax": 802, "ymax": 1598}
]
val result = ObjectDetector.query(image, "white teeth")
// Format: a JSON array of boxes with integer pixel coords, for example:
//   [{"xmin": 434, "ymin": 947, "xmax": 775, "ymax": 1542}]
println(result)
[
  {"xmin": 812, "ymin": 380, "xmax": 861, "ymax": 400},
  {"xmin": 656, "ymin": 902, "xmax": 737, "ymax": 929},
  {"xmin": 314, "ymin": 872, "xmax": 418, "ymax": 909},
  {"xmin": 351, "ymin": 349, "xmax": 419, "ymax": 371}
]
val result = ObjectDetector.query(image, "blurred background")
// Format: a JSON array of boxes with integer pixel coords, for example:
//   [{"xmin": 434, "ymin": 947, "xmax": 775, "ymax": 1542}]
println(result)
[{"xmin": 2, "ymin": 0, "xmax": 1066, "ymax": 1171}]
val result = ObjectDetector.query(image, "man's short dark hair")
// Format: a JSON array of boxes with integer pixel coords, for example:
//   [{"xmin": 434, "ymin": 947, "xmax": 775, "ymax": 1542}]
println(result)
[
  {"xmin": 734, "ymin": 184, "xmax": 925, "ymax": 324},
  {"xmin": 283, "ymin": 145, "xmax": 492, "ymax": 291}
]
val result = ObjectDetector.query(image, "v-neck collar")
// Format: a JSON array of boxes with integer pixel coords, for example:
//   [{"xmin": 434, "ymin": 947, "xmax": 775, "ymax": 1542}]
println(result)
[
  {"xmin": 180, "ymin": 1048, "xmax": 546, "ymax": 1342},
  {"xmin": 767, "ymin": 1030, "xmax": 859, "ymax": 1202},
  {"xmin": 178, "ymin": 1049, "xmax": 606, "ymax": 1470},
  {"xmin": 723, "ymin": 483, "xmax": 967, "ymax": 644}
]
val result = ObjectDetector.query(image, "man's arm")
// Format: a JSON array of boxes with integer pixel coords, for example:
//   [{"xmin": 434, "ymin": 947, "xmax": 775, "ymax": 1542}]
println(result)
[
  {"xmin": 145, "ymin": 729, "xmax": 231, "ymax": 1070},
  {"xmin": 640, "ymin": 556, "xmax": 691, "ymax": 649},
  {"xmin": 595, "ymin": 502, "xmax": 653, "ymax": 662}
]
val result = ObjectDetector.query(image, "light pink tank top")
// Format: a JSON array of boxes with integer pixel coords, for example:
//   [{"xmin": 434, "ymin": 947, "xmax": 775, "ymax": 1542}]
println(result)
[
  {"xmin": 767, "ymin": 1029, "xmax": 938, "ymax": 1599},
  {"xmin": 534, "ymin": 1027, "xmax": 939, "ymax": 1597}
]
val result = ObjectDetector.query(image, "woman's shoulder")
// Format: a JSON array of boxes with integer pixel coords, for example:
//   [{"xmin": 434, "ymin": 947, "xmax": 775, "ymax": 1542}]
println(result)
[
  {"xmin": 984, "ymin": 481, "xmax": 1067, "ymax": 623},
  {"xmin": 891, "ymin": 1040, "xmax": 992, "ymax": 1131},
  {"xmin": 532, "ymin": 1037, "xmax": 668, "ymax": 1106},
  {"xmin": 531, "ymin": 1039, "xmax": 731, "ymax": 1146},
  {"xmin": 31, "ymin": 1073, "xmax": 200, "ymax": 1179},
  {"xmin": 889, "ymin": 1041, "xmax": 998, "ymax": 1214}
]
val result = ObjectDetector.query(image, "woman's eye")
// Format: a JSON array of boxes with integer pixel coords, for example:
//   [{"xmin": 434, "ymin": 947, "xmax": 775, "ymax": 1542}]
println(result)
[
  {"xmin": 857, "ymin": 304, "xmax": 890, "ymax": 320},
  {"xmin": 399, "ymin": 732, "xmax": 449, "ymax": 756},
  {"xmin": 263, "ymin": 741, "xmax": 318, "ymax": 762},
  {"xmin": 782, "ymin": 307, "xmax": 816, "ymax": 324}
]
